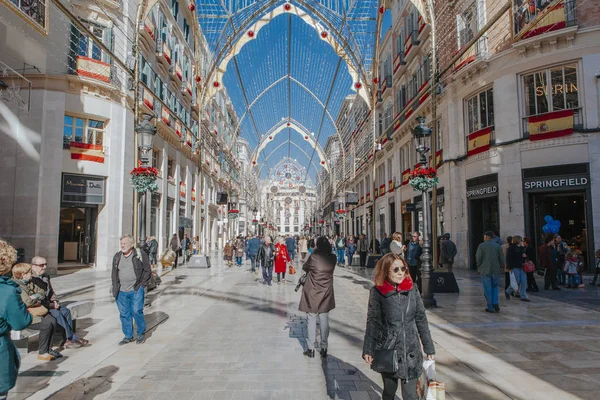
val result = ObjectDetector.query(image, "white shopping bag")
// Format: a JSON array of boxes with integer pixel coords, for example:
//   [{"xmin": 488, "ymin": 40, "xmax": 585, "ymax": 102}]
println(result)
[
  {"xmin": 423, "ymin": 360, "xmax": 445, "ymax": 400},
  {"xmin": 423, "ymin": 359, "xmax": 436, "ymax": 381},
  {"xmin": 509, "ymin": 271, "xmax": 519, "ymax": 292}
]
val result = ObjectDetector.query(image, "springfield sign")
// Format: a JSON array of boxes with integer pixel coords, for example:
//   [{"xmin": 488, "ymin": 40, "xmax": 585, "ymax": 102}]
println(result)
[
  {"xmin": 524, "ymin": 176, "xmax": 589, "ymax": 191},
  {"xmin": 467, "ymin": 184, "xmax": 498, "ymax": 199}
]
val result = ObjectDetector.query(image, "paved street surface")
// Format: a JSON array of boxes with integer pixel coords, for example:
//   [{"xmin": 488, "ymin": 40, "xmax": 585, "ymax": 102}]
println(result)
[{"xmin": 9, "ymin": 253, "xmax": 600, "ymax": 400}]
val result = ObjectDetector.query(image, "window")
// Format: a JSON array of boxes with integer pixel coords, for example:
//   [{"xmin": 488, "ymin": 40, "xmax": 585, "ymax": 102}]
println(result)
[
  {"xmin": 523, "ymin": 64, "xmax": 579, "ymax": 116},
  {"xmin": 152, "ymin": 150, "xmax": 161, "ymax": 171},
  {"xmin": 75, "ymin": 22, "xmax": 111, "ymax": 64},
  {"xmin": 6, "ymin": 0, "xmax": 47, "ymax": 33},
  {"xmin": 465, "ymin": 87, "xmax": 494, "ymax": 134},
  {"xmin": 63, "ymin": 115, "xmax": 105, "ymax": 148},
  {"xmin": 167, "ymin": 158, "xmax": 174, "ymax": 179}
]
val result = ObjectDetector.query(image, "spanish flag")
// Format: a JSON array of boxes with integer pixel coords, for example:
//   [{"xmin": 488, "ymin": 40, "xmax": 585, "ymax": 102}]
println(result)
[
  {"xmin": 401, "ymin": 168, "xmax": 411, "ymax": 186},
  {"xmin": 70, "ymin": 142, "xmax": 104, "ymax": 163},
  {"xmin": 388, "ymin": 180, "xmax": 394, "ymax": 193},
  {"xmin": 528, "ymin": 109, "xmax": 573, "ymax": 141},
  {"xmin": 429, "ymin": 150, "xmax": 443, "ymax": 169},
  {"xmin": 519, "ymin": 1, "xmax": 567, "ymax": 40},
  {"xmin": 380, "ymin": 184, "xmax": 386, "ymax": 196},
  {"xmin": 467, "ymin": 127, "xmax": 492, "ymax": 156}
]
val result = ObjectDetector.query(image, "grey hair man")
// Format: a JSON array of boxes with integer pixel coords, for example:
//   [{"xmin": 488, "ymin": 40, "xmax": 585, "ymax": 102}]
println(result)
[{"xmin": 111, "ymin": 235, "xmax": 151, "ymax": 345}]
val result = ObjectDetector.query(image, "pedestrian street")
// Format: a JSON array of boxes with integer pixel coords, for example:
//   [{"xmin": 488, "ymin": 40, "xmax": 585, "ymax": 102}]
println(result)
[{"xmin": 8, "ymin": 253, "xmax": 600, "ymax": 400}]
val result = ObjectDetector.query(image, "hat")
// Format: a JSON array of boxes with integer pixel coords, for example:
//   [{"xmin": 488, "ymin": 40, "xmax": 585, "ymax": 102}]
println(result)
[{"xmin": 483, "ymin": 231, "xmax": 495, "ymax": 238}]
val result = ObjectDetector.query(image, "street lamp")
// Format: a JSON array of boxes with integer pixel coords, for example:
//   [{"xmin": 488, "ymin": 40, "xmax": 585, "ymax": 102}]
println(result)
[
  {"xmin": 135, "ymin": 114, "xmax": 157, "ymax": 240},
  {"xmin": 412, "ymin": 116, "xmax": 436, "ymax": 308},
  {"xmin": 136, "ymin": 113, "xmax": 157, "ymax": 166}
]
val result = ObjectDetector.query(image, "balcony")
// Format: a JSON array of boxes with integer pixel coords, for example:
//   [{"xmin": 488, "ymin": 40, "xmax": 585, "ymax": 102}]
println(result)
[
  {"xmin": 156, "ymin": 40, "xmax": 171, "ymax": 68},
  {"xmin": 381, "ymin": 75, "xmax": 392, "ymax": 99},
  {"xmin": 182, "ymin": 79, "xmax": 193, "ymax": 99},
  {"xmin": 454, "ymin": 36, "xmax": 488, "ymax": 75},
  {"xmin": 514, "ymin": 0, "xmax": 576, "ymax": 42},
  {"xmin": 417, "ymin": 15, "xmax": 430, "ymax": 40},
  {"xmin": 170, "ymin": 62, "xmax": 183, "ymax": 82},
  {"xmin": 521, "ymin": 107, "xmax": 583, "ymax": 139},
  {"xmin": 140, "ymin": 87, "xmax": 154, "ymax": 112},
  {"xmin": 393, "ymin": 51, "xmax": 406, "ymax": 77},
  {"xmin": 403, "ymin": 30, "xmax": 420, "ymax": 62},
  {"xmin": 139, "ymin": 16, "xmax": 156, "ymax": 43}
]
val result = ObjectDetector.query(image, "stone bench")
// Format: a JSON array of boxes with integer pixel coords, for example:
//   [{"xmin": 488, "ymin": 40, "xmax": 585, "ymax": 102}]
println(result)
[{"xmin": 11, "ymin": 300, "xmax": 92, "ymax": 353}]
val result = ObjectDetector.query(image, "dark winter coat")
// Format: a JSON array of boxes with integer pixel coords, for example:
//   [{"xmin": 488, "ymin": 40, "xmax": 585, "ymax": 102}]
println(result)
[
  {"xmin": 246, "ymin": 238, "xmax": 261, "ymax": 256},
  {"xmin": 0, "ymin": 276, "xmax": 32, "ymax": 393},
  {"xmin": 506, "ymin": 244, "xmax": 525, "ymax": 269},
  {"xmin": 111, "ymin": 249, "xmax": 152, "ymax": 299},
  {"xmin": 256, "ymin": 243, "xmax": 276, "ymax": 268},
  {"xmin": 439, "ymin": 239, "xmax": 457, "ymax": 263},
  {"xmin": 148, "ymin": 239, "xmax": 158, "ymax": 255},
  {"xmin": 363, "ymin": 280, "xmax": 435, "ymax": 381},
  {"xmin": 406, "ymin": 242, "xmax": 422, "ymax": 267},
  {"xmin": 298, "ymin": 252, "xmax": 336, "ymax": 314}
]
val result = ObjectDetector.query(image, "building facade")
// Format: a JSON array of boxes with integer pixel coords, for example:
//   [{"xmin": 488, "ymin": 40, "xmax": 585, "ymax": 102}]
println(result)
[{"xmin": 338, "ymin": 0, "xmax": 600, "ymax": 270}]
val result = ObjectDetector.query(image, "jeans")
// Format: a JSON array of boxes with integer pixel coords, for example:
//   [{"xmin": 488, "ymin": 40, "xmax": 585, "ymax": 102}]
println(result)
[
  {"xmin": 381, "ymin": 374, "xmax": 417, "ymax": 400},
  {"xmin": 506, "ymin": 268, "xmax": 528, "ymax": 300},
  {"xmin": 116, "ymin": 287, "xmax": 146, "ymax": 338},
  {"xmin": 568, "ymin": 274, "xmax": 579, "ymax": 286},
  {"xmin": 557, "ymin": 268, "xmax": 565, "ymax": 285},
  {"xmin": 337, "ymin": 249, "xmax": 345, "ymax": 264},
  {"xmin": 262, "ymin": 265, "xmax": 273, "ymax": 284},
  {"xmin": 236, "ymin": 256, "xmax": 243, "ymax": 266},
  {"xmin": 249, "ymin": 255, "xmax": 258, "ymax": 272},
  {"xmin": 29, "ymin": 314, "xmax": 57, "ymax": 354},
  {"xmin": 307, "ymin": 312, "xmax": 329, "ymax": 351},
  {"xmin": 482, "ymin": 274, "xmax": 499, "ymax": 311},
  {"xmin": 49, "ymin": 307, "xmax": 75, "ymax": 341},
  {"xmin": 288, "ymin": 250, "xmax": 294, "ymax": 261}
]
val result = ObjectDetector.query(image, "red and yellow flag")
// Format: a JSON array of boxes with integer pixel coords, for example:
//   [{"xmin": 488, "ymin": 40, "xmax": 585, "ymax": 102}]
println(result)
[
  {"xmin": 429, "ymin": 150, "xmax": 443, "ymax": 169},
  {"xmin": 70, "ymin": 142, "xmax": 104, "ymax": 163},
  {"xmin": 467, "ymin": 127, "xmax": 492, "ymax": 156},
  {"xmin": 519, "ymin": 1, "xmax": 567, "ymax": 40},
  {"xmin": 401, "ymin": 168, "xmax": 411, "ymax": 186},
  {"xmin": 528, "ymin": 109, "xmax": 573, "ymax": 141},
  {"xmin": 388, "ymin": 180, "xmax": 394, "ymax": 193}
]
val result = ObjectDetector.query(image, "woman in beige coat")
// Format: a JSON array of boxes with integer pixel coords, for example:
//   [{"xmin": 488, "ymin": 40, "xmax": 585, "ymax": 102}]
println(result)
[
  {"xmin": 298, "ymin": 236, "xmax": 308, "ymax": 261},
  {"xmin": 299, "ymin": 236, "xmax": 336, "ymax": 359}
]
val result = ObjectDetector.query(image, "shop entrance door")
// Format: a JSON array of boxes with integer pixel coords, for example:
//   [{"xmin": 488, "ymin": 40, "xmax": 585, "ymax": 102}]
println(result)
[
  {"xmin": 389, "ymin": 202, "xmax": 396, "ymax": 234},
  {"xmin": 529, "ymin": 192, "xmax": 588, "ymax": 267},
  {"xmin": 58, "ymin": 207, "xmax": 97, "ymax": 264},
  {"xmin": 469, "ymin": 197, "xmax": 499, "ymax": 269}
]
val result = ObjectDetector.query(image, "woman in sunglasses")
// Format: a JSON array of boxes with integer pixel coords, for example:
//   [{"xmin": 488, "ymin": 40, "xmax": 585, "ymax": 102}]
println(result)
[{"xmin": 362, "ymin": 253, "xmax": 435, "ymax": 400}]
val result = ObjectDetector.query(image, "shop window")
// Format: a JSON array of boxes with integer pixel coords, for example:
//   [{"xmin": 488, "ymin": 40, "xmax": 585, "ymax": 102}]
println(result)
[
  {"xmin": 465, "ymin": 87, "xmax": 494, "ymax": 135},
  {"xmin": 5, "ymin": 0, "xmax": 47, "ymax": 33},
  {"xmin": 523, "ymin": 64, "xmax": 579, "ymax": 116},
  {"xmin": 63, "ymin": 115, "xmax": 105, "ymax": 148}
]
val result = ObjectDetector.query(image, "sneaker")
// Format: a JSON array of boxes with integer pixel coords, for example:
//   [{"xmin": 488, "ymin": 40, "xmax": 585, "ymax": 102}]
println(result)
[
  {"xmin": 303, "ymin": 349, "xmax": 315, "ymax": 358},
  {"xmin": 136, "ymin": 335, "xmax": 146, "ymax": 345},
  {"xmin": 63, "ymin": 340, "xmax": 82, "ymax": 349},
  {"xmin": 521, "ymin": 298, "xmax": 531, "ymax": 302},
  {"xmin": 118, "ymin": 337, "xmax": 134, "ymax": 346},
  {"xmin": 37, "ymin": 353, "xmax": 56, "ymax": 361},
  {"xmin": 282, "ymin": 279, "xmax": 286, "ymax": 284},
  {"xmin": 48, "ymin": 349, "xmax": 63, "ymax": 358},
  {"xmin": 320, "ymin": 348, "xmax": 328, "ymax": 358},
  {"xmin": 484, "ymin": 308, "xmax": 495, "ymax": 313},
  {"xmin": 493, "ymin": 304, "xmax": 500, "ymax": 312}
]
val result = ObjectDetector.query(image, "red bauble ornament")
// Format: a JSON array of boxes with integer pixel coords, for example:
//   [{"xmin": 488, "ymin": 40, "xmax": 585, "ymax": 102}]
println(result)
[
  {"xmin": 189, "ymin": 3, "xmax": 195, "ymax": 12},
  {"xmin": 321, "ymin": 161, "xmax": 325, "ymax": 165},
  {"xmin": 287, "ymin": 122, "xmax": 290, "ymax": 126},
  {"xmin": 355, "ymin": 82, "xmax": 362, "ymax": 90},
  {"xmin": 213, "ymin": 81, "xmax": 220, "ymax": 88},
  {"xmin": 247, "ymin": 30, "xmax": 254, "ymax": 38},
  {"xmin": 284, "ymin": 3, "xmax": 291, "ymax": 11},
  {"xmin": 268, "ymin": 136, "xmax": 273, "ymax": 140},
  {"xmin": 195, "ymin": 75, "xmax": 201, "ymax": 83},
  {"xmin": 373, "ymin": 77, "xmax": 379, "ymax": 84},
  {"xmin": 304, "ymin": 136, "xmax": 308, "ymax": 140},
  {"xmin": 252, "ymin": 161, "xmax": 257, "ymax": 165},
  {"xmin": 379, "ymin": 6, "xmax": 384, "ymax": 14},
  {"xmin": 321, "ymin": 31, "xmax": 328, "ymax": 39}
]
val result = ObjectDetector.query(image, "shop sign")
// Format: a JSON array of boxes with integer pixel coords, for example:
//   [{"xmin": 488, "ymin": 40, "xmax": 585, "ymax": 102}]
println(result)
[
  {"xmin": 466, "ymin": 184, "xmax": 498, "ymax": 199},
  {"xmin": 524, "ymin": 176, "xmax": 589, "ymax": 191},
  {"xmin": 61, "ymin": 173, "xmax": 105, "ymax": 205}
]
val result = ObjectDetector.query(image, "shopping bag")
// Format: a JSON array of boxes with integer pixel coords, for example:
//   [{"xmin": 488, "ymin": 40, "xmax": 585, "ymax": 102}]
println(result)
[
  {"xmin": 427, "ymin": 381, "xmax": 445, "ymax": 400},
  {"xmin": 288, "ymin": 265, "xmax": 297, "ymax": 275},
  {"xmin": 509, "ymin": 271, "xmax": 519, "ymax": 292},
  {"xmin": 416, "ymin": 367, "xmax": 429, "ymax": 400}
]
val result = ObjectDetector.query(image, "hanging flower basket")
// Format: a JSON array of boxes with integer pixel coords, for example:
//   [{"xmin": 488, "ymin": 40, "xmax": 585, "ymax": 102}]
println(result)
[
  {"xmin": 130, "ymin": 167, "xmax": 159, "ymax": 193},
  {"xmin": 228, "ymin": 209, "xmax": 239, "ymax": 219},
  {"xmin": 408, "ymin": 167, "xmax": 439, "ymax": 192}
]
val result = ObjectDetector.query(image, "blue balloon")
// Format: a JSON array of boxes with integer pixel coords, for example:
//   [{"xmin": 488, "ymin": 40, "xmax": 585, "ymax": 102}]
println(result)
[
  {"xmin": 544, "ymin": 215, "xmax": 553, "ymax": 223},
  {"xmin": 542, "ymin": 225, "xmax": 551, "ymax": 233}
]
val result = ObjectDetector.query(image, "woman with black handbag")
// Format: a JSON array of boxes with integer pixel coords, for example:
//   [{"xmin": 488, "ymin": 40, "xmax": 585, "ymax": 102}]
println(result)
[{"xmin": 362, "ymin": 253, "xmax": 435, "ymax": 400}]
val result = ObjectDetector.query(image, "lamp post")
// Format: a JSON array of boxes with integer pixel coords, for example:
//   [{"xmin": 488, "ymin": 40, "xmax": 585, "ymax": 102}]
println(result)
[
  {"xmin": 412, "ymin": 116, "xmax": 437, "ymax": 308},
  {"xmin": 136, "ymin": 113, "xmax": 157, "ymax": 240}
]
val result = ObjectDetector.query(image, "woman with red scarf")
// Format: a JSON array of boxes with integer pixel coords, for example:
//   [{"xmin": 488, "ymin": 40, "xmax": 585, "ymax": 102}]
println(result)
[
  {"xmin": 274, "ymin": 237, "xmax": 290, "ymax": 284},
  {"xmin": 362, "ymin": 253, "xmax": 435, "ymax": 400}
]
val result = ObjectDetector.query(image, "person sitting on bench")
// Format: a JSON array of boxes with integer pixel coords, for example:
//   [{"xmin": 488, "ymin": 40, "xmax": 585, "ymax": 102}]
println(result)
[{"xmin": 31, "ymin": 257, "xmax": 88, "ymax": 349}]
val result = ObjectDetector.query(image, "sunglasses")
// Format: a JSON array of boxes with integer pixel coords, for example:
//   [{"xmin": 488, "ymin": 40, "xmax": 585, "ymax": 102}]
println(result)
[{"xmin": 392, "ymin": 266, "xmax": 407, "ymax": 273}]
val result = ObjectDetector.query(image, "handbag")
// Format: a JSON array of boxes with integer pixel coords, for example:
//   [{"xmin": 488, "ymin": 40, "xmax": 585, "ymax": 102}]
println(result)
[
  {"xmin": 371, "ymin": 349, "xmax": 398, "ymax": 373},
  {"xmin": 28, "ymin": 305, "xmax": 48, "ymax": 317},
  {"xmin": 523, "ymin": 260, "xmax": 535, "ymax": 273},
  {"xmin": 288, "ymin": 265, "xmax": 296, "ymax": 275}
]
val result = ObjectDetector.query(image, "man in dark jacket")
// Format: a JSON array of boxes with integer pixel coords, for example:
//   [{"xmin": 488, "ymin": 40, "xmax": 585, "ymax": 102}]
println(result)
[
  {"xmin": 406, "ymin": 232, "xmax": 423, "ymax": 291},
  {"xmin": 246, "ymin": 235, "xmax": 262, "ymax": 276},
  {"xmin": 285, "ymin": 235, "xmax": 296, "ymax": 261},
  {"xmin": 256, "ymin": 236, "xmax": 276, "ymax": 286},
  {"xmin": 380, "ymin": 233, "xmax": 391, "ymax": 255},
  {"xmin": 476, "ymin": 231, "xmax": 505, "ymax": 313},
  {"xmin": 439, "ymin": 233, "xmax": 457, "ymax": 271},
  {"xmin": 112, "ymin": 235, "xmax": 151, "ymax": 345}
]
